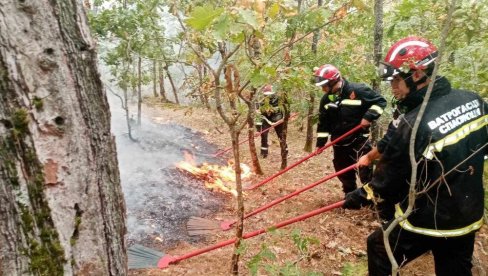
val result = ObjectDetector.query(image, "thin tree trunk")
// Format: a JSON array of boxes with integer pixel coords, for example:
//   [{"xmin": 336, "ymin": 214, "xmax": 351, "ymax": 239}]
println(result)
[
  {"xmin": 158, "ymin": 61, "xmax": 168, "ymax": 101},
  {"xmin": 229, "ymin": 128, "xmax": 244, "ymax": 275},
  {"xmin": 382, "ymin": 1, "xmax": 456, "ymax": 275},
  {"xmin": 371, "ymin": 0, "xmax": 383, "ymax": 144},
  {"xmin": 202, "ymin": 65, "xmax": 211, "ymax": 108},
  {"xmin": 131, "ymin": 61, "xmax": 137, "ymax": 98},
  {"xmin": 152, "ymin": 59, "xmax": 158, "ymax": 97},
  {"xmin": 0, "ymin": 1, "xmax": 126, "ymax": 275},
  {"xmin": 122, "ymin": 84, "xmax": 136, "ymax": 141},
  {"xmin": 137, "ymin": 56, "xmax": 142, "ymax": 125},
  {"xmin": 165, "ymin": 64, "xmax": 180, "ymax": 104},
  {"xmin": 246, "ymin": 90, "xmax": 263, "ymax": 175},
  {"xmin": 280, "ymin": 96, "xmax": 291, "ymax": 169},
  {"xmin": 197, "ymin": 64, "xmax": 211, "ymax": 109},
  {"xmin": 304, "ymin": 0, "xmax": 321, "ymax": 153}
]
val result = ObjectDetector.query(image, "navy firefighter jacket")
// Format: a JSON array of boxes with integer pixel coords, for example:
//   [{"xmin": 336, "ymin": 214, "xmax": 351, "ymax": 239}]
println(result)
[
  {"xmin": 369, "ymin": 77, "xmax": 487, "ymax": 237},
  {"xmin": 316, "ymin": 79, "xmax": 386, "ymax": 146}
]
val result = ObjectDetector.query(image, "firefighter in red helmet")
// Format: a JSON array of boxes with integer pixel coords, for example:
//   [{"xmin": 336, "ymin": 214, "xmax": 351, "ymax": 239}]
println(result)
[
  {"xmin": 313, "ymin": 64, "xmax": 386, "ymax": 194},
  {"xmin": 255, "ymin": 84, "xmax": 288, "ymax": 159},
  {"xmin": 343, "ymin": 36, "xmax": 488, "ymax": 275}
]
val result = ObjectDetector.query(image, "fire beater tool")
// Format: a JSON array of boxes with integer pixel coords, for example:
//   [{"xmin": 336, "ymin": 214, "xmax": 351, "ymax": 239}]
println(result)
[
  {"xmin": 244, "ymin": 124, "xmax": 363, "ymax": 190},
  {"xmin": 186, "ymin": 164, "xmax": 356, "ymax": 235},
  {"xmin": 128, "ymin": 200, "xmax": 344, "ymax": 269}
]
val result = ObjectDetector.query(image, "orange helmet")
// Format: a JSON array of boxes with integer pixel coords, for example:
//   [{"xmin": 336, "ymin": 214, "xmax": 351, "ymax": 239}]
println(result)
[{"xmin": 378, "ymin": 36, "xmax": 438, "ymax": 80}]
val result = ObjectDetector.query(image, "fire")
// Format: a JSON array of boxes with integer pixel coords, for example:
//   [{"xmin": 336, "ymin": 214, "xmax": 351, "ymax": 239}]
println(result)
[{"xmin": 175, "ymin": 152, "xmax": 252, "ymax": 197}]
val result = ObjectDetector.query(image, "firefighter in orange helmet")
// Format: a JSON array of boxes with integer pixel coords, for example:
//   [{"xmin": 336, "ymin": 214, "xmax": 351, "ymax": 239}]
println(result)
[{"xmin": 343, "ymin": 36, "xmax": 488, "ymax": 275}]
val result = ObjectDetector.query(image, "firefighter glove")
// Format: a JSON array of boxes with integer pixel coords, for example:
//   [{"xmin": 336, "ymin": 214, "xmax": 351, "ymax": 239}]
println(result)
[{"xmin": 343, "ymin": 187, "xmax": 371, "ymax": 210}]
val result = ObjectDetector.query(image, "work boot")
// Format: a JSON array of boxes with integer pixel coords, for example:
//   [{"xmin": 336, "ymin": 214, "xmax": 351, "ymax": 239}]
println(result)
[{"xmin": 260, "ymin": 148, "xmax": 268, "ymax": 158}]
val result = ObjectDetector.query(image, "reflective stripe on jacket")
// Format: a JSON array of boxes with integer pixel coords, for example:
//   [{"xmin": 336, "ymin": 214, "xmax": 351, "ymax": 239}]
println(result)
[
  {"xmin": 370, "ymin": 77, "xmax": 487, "ymax": 237},
  {"xmin": 317, "ymin": 79, "xmax": 386, "ymax": 146}
]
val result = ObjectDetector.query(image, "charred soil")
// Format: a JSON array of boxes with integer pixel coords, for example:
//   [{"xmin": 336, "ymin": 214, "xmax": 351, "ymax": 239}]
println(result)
[{"xmin": 129, "ymin": 99, "xmax": 488, "ymax": 276}]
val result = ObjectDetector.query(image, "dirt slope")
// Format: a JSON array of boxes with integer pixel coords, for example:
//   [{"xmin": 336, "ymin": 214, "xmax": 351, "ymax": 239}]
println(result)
[{"xmin": 129, "ymin": 100, "xmax": 488, "ymax": 276}]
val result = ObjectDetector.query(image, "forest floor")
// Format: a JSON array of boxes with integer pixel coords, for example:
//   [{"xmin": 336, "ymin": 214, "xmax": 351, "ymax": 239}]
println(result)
[{"xmin": 129, "ymin": 98, "xmax": 488, "ymax": 276}]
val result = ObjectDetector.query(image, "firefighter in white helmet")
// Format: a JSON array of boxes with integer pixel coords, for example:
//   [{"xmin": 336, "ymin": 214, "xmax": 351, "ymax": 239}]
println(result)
[{"xmin": 255, "ymin": 84, "xmax": 287, "ymax": 159}]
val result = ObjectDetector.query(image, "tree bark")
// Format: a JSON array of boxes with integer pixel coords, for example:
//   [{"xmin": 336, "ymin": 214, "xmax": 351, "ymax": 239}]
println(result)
[
  {"xmin": 152, "ymin": 59, "xmax": 158, "ymax": 97},
  {"xmin": 304, "ymin": 0, "xmax": 321, "ymax": 153},
  {"xmin": 137, "ymin": 56, "xmax": 142, "ymax": 126},
  {"xmin": 165, "ymin": 64, "xmax": 180, "ymax": 104},
  {"xmin": 371, "ymin": 0, "xmax": 384, "ymax": 144},
  {"xmin": 197, "ymin": 64, "xmax": 211, "ymax": 109},
  {"xmin": 0, "ymin": 1, "xmax": 126, "ymax": 275},
  {"xmin": 158, "ymin": 61, "xmax": 168, "ymax": 101},
  {"xmin": 246, "ymin": 89, "xmax": 263, "ymax": 175}
]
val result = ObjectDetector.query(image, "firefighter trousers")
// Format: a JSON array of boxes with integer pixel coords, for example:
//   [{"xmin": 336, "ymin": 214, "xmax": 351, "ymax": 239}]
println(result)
[
  {"xmin": 257, "ymin": 120, "xmax": 287, "ymax": 158},
  {"xmin": 367, "ymin": 222, "xmax": 476, "ymax": 276},
  {"xmin": 332, "ymin": 136, "xmax": 372, "ymax": 194}
]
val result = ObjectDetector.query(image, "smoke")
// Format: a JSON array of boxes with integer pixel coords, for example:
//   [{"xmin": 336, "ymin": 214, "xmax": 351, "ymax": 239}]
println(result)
[{"xmin": 107, "ymin": 90, "xmax": 225, "ymax": 248}]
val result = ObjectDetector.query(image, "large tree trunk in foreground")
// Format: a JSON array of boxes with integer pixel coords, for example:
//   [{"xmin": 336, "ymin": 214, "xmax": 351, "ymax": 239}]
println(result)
[{"xmin": 0, "ymin": 1, "xmax": 126, "ymax": 275}]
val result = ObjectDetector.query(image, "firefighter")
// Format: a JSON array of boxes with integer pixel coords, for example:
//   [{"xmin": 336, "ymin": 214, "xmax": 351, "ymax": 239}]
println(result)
[
  {"xmin": 313, "ymin": 64, "xmax": 386, "ymax": 194},
  {"xmin": 343, "ymin": 36, "xmax": 488, "ymax": 275},
  {"xmin": 255, "ymin": 84, "xmax": 287, "ymax": 159}
]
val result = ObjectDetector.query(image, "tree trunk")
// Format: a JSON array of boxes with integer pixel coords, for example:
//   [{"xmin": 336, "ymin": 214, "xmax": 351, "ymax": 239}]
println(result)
[
  {"xmin": 197, "ymin": 64, "xmax": 211, "ymax": 109},
  {"xmin": 0, "ymin": 1, "xmax": 126, "ymax": 275},
  {"xmin": 304, "ymin": 93, "xmax": 316, "ymax": 152},
  {"xmin": 152, "ymin": 59, "xmax": 158, "ymax": 97},
  {"xmin": 131, "ymin": 61, "xmax": 137, "ymax": 98},
  {"xmin": 280, "ymin": 95, "xmax": 291, "ymax": 169},
  {"xmin": 158, "ymin": 61, "xmax": 168, "ymax": 101},
  {"xmin": 246, "ymin": 91, "xmax": 263, "ymax": 175},
  {"xmin": 304, "ymin": 0, "xmax": 322, "ymax": 153},
  {"xmin": 165, "ymin": 64, "xmax": 180, "ymax": 104},
  {"xmin": 137, "ymin": 56, "xmax": 142, "ymax": 126},
  {"xmin": 371, "ymin": 0, "xmax": 384, "ymax": 144},
  {"xmin": 229, "ymin": 128, "xmax": 244, "ymax": 275}
]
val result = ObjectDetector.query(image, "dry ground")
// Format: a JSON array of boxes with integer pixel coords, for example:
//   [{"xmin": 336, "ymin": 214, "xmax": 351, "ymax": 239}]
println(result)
[{"xmin": 129, "ymin": 99, "xmax": 488, "ymax": 276}]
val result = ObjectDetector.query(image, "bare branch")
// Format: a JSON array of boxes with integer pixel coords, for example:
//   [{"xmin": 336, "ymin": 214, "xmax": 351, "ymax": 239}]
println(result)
[{"xmin": 382, "ymin": 0, "xmax": 458, "ymax": 274}]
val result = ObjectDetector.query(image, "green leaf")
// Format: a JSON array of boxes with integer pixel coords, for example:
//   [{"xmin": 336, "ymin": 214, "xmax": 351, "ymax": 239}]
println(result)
[
  {"xmin": 268, "ymin": 3, "xmax": 280, "ymax": 19},
  {"xmin": 213, "ymin": 14, "xmax": 231, "ymax": 40},
  {"xmin": 230, "ymin": 32, "xmax": 246, "ymax": 43},
  {"xmin": 239, "ymin": 9, "xmax": 259, "ymax": 30},
  {"xmin": 186, "ymin": 6, "xmax": 224, "ymax": 31},
  {"xmin": 250, "ymin": 69, "xmax": 268, "ymax": 87}
]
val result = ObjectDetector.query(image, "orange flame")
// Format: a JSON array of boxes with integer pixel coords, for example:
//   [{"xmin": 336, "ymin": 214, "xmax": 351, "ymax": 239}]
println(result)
[{"xmin": 175, "ymin": 152, "xmax": 251, "ymax": 197}]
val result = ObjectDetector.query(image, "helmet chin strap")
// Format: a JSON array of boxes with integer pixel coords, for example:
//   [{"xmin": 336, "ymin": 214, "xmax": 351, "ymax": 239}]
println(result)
[
  {"xmin": 327, "ymin": 78, "xmax": 342, "ymax": 94},
  {"xmin": 402, "ymin": 72, "xmax": 428, "ymax": 94}
]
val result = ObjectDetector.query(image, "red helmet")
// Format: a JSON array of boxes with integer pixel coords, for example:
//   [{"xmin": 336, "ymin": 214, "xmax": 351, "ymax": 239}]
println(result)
[
  {"xmin": 313, "ymin": 64, "xmax": 341, "ymax": 87},
  {"xmin": 378, "ymin": 36, "xmax": 438, "ymax": 80}
]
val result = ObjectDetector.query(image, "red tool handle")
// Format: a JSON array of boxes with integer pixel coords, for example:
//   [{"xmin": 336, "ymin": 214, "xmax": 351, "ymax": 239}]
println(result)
[
  {"xmin": 221, "ymin": 164, "xmax": 356, "ymax": 230},
  {"xmin": 244, "ymin": 164, "xmax": 355, "ymax": 220},
  {"xmin": 158, "ymin": 200, "xmax": 345, "ymax": 269},
  {"xmin": 214, "ymin": 113, "xmax": 299, "ymax": 157},
  {"xmin": 245, "ymin": 124, "xmax": 363, "ymax": 190}
]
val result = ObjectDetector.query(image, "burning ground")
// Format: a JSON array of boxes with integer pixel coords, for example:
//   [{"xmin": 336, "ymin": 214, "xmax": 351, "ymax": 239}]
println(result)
[{"xmin": 125, "ymin": 100, "xmax": 488, "ymax": 276}]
